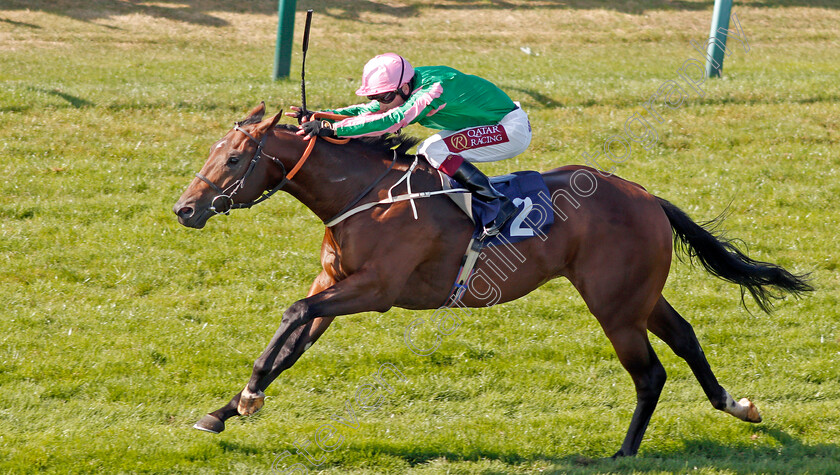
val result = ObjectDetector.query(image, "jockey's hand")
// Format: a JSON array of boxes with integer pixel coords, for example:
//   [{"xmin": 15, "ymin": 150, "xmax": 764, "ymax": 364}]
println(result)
[
  {"xmin": 285, "ymin": 106, "xmax": 314, "ymax": 123},
  {"xmin": 297, "ymin": 119, "xmax": 336, "ymax": 140}
]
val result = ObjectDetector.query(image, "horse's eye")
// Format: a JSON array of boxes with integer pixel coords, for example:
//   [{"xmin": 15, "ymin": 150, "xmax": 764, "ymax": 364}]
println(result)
[{"xmin": 226, "ymin": 156, "xmax": 240, "ymax": 166}]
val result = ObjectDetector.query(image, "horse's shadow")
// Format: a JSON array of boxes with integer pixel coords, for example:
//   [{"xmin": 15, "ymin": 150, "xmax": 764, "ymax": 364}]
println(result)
[{"xmin": 353, "ymin": 427, "xmax": 837, "ymax": 474}]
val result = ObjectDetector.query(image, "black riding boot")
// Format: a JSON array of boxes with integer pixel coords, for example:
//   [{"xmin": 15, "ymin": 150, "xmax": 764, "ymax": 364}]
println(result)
[{"xmin": 449, "ymin": 160, "xmax": 518, "ymax": 236}]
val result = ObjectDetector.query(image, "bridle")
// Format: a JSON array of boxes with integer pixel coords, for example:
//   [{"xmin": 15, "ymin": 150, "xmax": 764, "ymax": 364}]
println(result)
[
  {"xmin": 194, "ymin": 123, "xmax": 289, "ymax": 215},
  {"xmin": 194, "ymin": 113, "xmax": 350, "ymax": 215},
  {"xmin": 191, "ymin": 112, "xmax": 467, "ymax": 229}
]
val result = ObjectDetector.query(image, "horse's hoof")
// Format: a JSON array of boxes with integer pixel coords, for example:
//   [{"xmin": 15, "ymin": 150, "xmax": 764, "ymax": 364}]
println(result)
[
  {"xmin": 611, "ymin": 449, "xmax": 635, "ymax": 459},
  {"xmin": 739, "ymin": 397, "xmax": 762, "ymax": 423},
  {"xmin": 237, "ymin": 388, "xmax": 266, "ymax": 416},
  {"xmin": 193, "ymin": 414, "xmax": 225, "ymax": 433}
]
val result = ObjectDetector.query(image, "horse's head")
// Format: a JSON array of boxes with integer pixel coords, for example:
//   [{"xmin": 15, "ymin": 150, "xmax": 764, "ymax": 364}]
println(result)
[{"xmin": 174, "ymin": 102, "xmax": 285, "ymax": 229}]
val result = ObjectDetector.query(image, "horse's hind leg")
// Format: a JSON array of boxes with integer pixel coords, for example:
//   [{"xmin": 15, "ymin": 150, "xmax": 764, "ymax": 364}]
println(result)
[
  {"xmin": 601, "ymin": 324, "xmax": 668, "ymax": 457},
  {"xmin": 647, "ymin": 297, "xmax": 761, "ymax": 423}
]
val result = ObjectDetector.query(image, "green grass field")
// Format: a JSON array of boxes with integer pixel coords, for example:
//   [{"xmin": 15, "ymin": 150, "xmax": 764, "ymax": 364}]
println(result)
[{"xmin": 1, "ymin": 1, "xmax": 838, "ymax": 473}]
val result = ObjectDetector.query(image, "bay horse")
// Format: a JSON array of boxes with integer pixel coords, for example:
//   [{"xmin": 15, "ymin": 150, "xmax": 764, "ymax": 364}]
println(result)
[{"xmin": 173, "ymin": 103, "xmax": 812, "ymax": 457}]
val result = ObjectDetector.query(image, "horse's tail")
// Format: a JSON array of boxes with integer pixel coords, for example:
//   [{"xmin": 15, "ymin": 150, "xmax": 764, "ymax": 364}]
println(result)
[{"xmin": 657, "ymin": 197, "xmax": 813, "ymax": 313}]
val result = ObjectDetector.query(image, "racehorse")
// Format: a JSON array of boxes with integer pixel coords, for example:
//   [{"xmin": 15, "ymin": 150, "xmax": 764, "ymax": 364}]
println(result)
[{"xmin": 173, "ymin": 103, "xmax": 812, "ymax": 457}]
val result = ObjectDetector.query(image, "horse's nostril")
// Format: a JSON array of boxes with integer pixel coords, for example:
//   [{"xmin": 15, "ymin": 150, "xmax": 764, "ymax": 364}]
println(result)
[{"xmin": 176, "ymin": 206, "xmax": 194, "ymax": 219}]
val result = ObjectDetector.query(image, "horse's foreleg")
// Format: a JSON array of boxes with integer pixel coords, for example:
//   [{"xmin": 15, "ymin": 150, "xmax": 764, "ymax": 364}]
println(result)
[
  {"xmin": 194, "ymin": 316, "xmax": 335, "ymax": 433},
  {"xmin": 647, "ymin": 297, "xmax": 762, "ymax": 423},
  {"xmin": 236, "ymin": 316, "xmax": 336, "ymax": 416},
  {"xmin": 238, "ymin": 270, "xmax": 392, "ymax": 417},
  {"xmin": 194, "ymin": 271, "xmax": 337, "ymax": 433}
]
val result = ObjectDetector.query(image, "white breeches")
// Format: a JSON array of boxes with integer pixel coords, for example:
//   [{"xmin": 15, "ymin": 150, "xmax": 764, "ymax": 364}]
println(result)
[{"xmin": 418, "ymin": 104, "xmax": 531, "ymax": 169}]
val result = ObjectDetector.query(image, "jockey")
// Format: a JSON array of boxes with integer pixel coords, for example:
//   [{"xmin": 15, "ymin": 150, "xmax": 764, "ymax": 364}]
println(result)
[{"xmin": 290, "ymin": 53, "xmax": 532, "ymax": 236}]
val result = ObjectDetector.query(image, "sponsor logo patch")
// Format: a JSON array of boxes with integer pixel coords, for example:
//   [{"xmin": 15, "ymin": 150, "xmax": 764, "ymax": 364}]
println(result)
[{"xmin": 444, "ymin": 124, "xmax": 509, "ymax": 152}]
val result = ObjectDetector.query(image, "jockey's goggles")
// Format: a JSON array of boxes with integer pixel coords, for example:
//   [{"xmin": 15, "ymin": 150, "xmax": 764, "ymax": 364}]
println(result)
[{"xmin": 367, "ymin": 90, "xmax": 400, "ymax": 104}]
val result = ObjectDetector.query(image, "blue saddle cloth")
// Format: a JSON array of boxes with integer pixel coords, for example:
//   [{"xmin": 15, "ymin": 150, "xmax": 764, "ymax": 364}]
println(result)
[{"xmin": 451, "ymin": 171, "xmax": 554, "ymax": 247}]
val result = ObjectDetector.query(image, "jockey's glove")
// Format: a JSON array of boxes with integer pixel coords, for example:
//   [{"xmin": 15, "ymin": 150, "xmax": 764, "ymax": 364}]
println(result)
[
  {"xmin": 289, "ymin": 108, "xmax": 315, "ymax": 123},
  {"xmin": 300, "ymin": 119, "xmax": 336, "ymax": 138}
]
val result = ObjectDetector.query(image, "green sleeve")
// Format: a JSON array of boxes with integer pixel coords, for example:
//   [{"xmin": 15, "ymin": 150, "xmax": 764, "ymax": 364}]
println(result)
[
  {"xmin": 324, "ymin": 101, "xmax": 381, "ymax": 117},
  {"xmin": 331, "ymin": 85, "xmax": 442, "ymax": 137}
]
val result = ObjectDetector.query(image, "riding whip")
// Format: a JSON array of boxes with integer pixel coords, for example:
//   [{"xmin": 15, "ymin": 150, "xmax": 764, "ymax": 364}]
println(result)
[{"xmin": 299, "ymin": 9, "xmax": 313, "ymax": 123}]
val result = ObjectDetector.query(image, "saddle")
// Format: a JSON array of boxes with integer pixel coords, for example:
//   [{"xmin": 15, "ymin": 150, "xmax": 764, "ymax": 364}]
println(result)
[
  {"xmin": 438, "ymin": 169, "xmax": 554, "ymax": 307},
  {"xmin": 439, "ymin": 170, "xmax": 554, "ymax": 245}
]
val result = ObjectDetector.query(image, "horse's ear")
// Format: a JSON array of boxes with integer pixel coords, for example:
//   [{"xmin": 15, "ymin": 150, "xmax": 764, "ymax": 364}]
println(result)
[
  {"xmin": 269, "ymin": 110, "xmax": 283, "ymax": 129},
  {"xmin": 255, "ymin": 110, "xmax": 283, "ymax": 135},
  {"xmin": 243, "ymin": 102, "xmax": 266, "ymax": 124}
]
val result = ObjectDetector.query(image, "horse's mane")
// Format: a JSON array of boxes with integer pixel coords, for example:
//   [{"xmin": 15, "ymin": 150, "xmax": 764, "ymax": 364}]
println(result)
[{"xmin": 274, "ymin": 123, "xmax": 421, "ymax": 157}]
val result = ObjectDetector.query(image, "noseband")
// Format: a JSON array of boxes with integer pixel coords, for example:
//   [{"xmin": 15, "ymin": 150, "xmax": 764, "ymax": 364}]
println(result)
[{"xmin": 194, "ymin": 123, "xmax": 289, "ymax": 215}]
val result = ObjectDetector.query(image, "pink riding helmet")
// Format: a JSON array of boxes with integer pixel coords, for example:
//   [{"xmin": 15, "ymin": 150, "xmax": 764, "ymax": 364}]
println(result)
[{"xmin": 355, "ymin": 53, "xmax": 415, "ymax": 96}]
